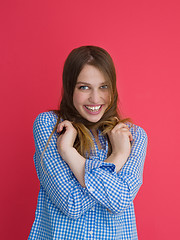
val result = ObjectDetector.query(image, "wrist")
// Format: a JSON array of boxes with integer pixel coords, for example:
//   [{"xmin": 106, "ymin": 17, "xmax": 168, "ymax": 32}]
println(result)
[
  {"xmin": 60, "ymin": 147, "xmax": 76, "ymax": 162},
  {"xmin": 105, "ymin": 152, "xmax": 128, "ymax": 172}
]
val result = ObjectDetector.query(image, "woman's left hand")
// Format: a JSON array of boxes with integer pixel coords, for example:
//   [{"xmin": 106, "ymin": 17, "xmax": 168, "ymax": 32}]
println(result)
[{"xmin": 56, "ymin": 120, "xmax": 77, "ymax": 160}]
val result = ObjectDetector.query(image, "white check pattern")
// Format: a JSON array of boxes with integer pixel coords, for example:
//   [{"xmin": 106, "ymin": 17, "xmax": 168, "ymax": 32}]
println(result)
[{"xmin": 28, "ymin": 111, "xmax": 148, "ymax": 240}]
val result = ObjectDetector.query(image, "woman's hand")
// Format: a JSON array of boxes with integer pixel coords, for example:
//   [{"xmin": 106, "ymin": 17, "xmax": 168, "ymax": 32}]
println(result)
[
  {"xmin": 107, "ymin": 122, "xmax": 133, "ymax": 163},
  {"xmin": 57, "ymin": 120, "xmax": 86, "ymax": 187},
  {"xmin": 57, "ymin": 120, "xmax": 77, "ymax": 160}
]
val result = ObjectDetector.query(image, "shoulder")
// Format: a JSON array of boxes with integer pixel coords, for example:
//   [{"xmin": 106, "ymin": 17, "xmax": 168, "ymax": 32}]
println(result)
[
  {"xmin": 131, "ymin": 124, "xmax": 147, "ymax": 139},
  {"xmin": 126, "ymin": 122, "xmax": 148, "ymax": 143},
  {"xmin": 33, "ymin": 111, "xmax": 59, "ymax": 130}
]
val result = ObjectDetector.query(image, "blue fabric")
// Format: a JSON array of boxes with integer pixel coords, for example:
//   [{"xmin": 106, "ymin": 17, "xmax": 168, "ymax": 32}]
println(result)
[{"xmin": 28, "ymin": 111, "xmax": 148, "ymax": 240}]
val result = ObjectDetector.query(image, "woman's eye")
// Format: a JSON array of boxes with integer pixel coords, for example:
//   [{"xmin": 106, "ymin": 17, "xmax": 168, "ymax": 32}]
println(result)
[
  {"xmin": 100, "ymin": 85, "xmax": 108, "ymax": 89},
  {"xmin": 79, "ymin": 86, "xmax": 89, "ymax": 90}
]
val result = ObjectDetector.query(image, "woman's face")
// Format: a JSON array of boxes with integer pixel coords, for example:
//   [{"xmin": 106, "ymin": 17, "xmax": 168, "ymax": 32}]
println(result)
[{"xmin": 73, "ymin": 64, "xmax": 111, "ymax": 123}]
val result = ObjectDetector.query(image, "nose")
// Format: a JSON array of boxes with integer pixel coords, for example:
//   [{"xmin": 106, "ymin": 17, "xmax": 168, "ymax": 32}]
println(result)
[{"xmin": 89, "ymin": 89, "xmax": 101, "ymax": 103}]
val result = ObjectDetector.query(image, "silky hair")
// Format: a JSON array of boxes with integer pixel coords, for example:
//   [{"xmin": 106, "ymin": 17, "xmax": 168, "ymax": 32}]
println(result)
[{"xmin": 41, "ymin": 46, "xmax": 133, "ymax": 166}]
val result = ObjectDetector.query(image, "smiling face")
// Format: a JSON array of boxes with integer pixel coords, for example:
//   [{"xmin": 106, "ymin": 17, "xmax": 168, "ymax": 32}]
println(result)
[{"xmin": 73, "ymin": 64, "xmax": 111, "ymax": 123}]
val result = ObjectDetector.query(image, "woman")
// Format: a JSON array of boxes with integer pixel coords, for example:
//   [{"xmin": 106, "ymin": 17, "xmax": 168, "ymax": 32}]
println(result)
[{"xmin": 29, "ymin": 46, "xmax": 148, "ymax": 239}]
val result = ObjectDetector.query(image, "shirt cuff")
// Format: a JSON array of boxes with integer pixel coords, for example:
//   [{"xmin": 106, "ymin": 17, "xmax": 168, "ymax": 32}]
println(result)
[{"xmin": 85, "ymin": 158, "xmax": 116, "ymax": 174}]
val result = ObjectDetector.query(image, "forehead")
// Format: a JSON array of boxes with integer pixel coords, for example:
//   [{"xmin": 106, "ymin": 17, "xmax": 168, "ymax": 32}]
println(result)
[{"xmin": 77, "ymin": 65, "xmax": 108, "ymax": 84}]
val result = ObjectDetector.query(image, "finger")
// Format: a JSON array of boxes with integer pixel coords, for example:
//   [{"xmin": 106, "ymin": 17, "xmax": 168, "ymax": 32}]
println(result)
[
  {"xmin": 107, "ymin": 126, "xmax": 130, "ymax": 138},
  {"xmin": 112, "ymin": 122, "xmax": 129, "ymax": 132},
  {"xmin": 126, "ymin": 131, "xmax": 133, "ymax": 142},
  {"xmin": 117, "ymin": 128, "xmax": 133, "ymax": 141},
  {"xmin": 57, "ymin": 123, "xmax": 64, "ymax": 132},
  {"xmin": 57, "ymin": 120, "xmax": 71, "ymax": 132},
  {"xmin": 129, "ymin": 132, "xmax": 133, "ymax": 142}
]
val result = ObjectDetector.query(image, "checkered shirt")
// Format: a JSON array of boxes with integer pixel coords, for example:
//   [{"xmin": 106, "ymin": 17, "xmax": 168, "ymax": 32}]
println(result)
[{"xmin": 28, "ymin": 111, "xmax": 148, "ymax": 240}]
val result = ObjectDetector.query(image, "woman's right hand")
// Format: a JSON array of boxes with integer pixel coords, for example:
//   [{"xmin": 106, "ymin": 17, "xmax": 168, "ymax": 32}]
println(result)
[
  {"xmin": 107, "ymin": 122, "xmax": 133, "ymax": 162},
  {"xmin": 56, "ymin": 120, "xmax": 77, "ymax": 160}
]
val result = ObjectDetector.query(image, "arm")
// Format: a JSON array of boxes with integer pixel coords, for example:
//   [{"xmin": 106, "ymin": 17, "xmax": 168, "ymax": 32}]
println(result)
[
  {"xmin": 57, "ymin": 121, "xmax": 133, "ymax": 187},
  {"xmin": 84, "ymin": 125, "xmax": 148, "ymax": 214},
  {"xmin": 58, "ymin": 119, "xmax": 147, "ymax": 215},
  {"xmin": 56, "ymin": 120, "xmax": 86, "ymax": 187},
  {"xmin": 33, "ymin": 112, "xmax": 97, "ymax": 219}
]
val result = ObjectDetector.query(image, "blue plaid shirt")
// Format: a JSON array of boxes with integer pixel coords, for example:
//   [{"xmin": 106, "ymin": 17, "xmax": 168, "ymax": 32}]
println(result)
[{"xmin": 29, "ymin": 111, "xmax": 147, "ymax": 240}]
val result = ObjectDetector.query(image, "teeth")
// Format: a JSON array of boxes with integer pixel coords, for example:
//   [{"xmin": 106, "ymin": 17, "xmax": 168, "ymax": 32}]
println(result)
[{"xmin": 85, "ymin": 106, "xmax": 101, "ymax": 111}]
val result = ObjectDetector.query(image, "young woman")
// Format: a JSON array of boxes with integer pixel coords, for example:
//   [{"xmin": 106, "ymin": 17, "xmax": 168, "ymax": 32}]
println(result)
[{"xmin": 29, "ymin": 46, "xmax": 148, "ymax": 239}]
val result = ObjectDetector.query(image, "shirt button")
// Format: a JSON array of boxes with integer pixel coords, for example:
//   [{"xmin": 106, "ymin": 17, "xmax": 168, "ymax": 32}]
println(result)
[
  {"xmin": 91, "ymin": 206, "xmax": 95, "ymax": 211},
  {"xmin": 89, "ymin": 186, "xmax": 94, "ymax": 192},
  {"xmin": 89, "ymin": 230, "xmax": 93, "ymax": 235}
]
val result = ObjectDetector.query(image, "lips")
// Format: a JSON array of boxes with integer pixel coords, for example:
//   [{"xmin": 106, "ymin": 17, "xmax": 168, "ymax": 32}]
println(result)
[
  {"xmin": 83, "ymin": 105, "xmax": 103, "ymax": 115},
  {"xmin": 85, "ymin": 105, "xmax": 102, "ymax": 112}
]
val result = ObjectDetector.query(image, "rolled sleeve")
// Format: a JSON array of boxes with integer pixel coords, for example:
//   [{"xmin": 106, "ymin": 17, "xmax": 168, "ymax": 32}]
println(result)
[{"xmin": 85, "ymin": 158, "xmax": 116, "ymax": 173}]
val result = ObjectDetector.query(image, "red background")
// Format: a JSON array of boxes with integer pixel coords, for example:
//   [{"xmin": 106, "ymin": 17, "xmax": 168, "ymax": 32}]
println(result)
[{"xmin": 0, "ymin": 1, "xmax": 179, "ymax": 239}]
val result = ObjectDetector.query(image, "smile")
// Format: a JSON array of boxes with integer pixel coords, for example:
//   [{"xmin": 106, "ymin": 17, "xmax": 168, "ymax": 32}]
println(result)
[{"xmin": 84, "ymin": 105, "xmax": 102, "ymax": 112}]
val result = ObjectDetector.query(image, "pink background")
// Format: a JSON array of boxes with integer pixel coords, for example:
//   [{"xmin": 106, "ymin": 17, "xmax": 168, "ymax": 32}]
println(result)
[{"xmin": 0, "ymin": 1, "xmax": 179, "ymax": 239}]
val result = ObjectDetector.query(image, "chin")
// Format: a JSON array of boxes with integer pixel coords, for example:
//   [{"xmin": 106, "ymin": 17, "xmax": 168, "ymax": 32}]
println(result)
[{"xmin": 84, "ymin": 115, "xmax": 103, "ymax": 123}]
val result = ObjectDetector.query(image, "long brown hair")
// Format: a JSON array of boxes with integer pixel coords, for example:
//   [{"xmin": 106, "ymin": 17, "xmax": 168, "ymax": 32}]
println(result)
[{"xmin": 43, "ymin": 46, "xmax": 132, "ymax": 159}]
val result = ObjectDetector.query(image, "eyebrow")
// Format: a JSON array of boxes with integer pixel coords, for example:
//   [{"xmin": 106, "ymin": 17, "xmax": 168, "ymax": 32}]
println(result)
[{"xmin": 76, "ymin": 81, "xmax": 108, "ymax": 85}]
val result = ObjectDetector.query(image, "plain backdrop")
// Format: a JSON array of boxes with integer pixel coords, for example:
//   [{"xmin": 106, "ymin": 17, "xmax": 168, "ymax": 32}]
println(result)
[{"xmin": 0, "ymin": 0, "xmax": 179, "ymax": 239}]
